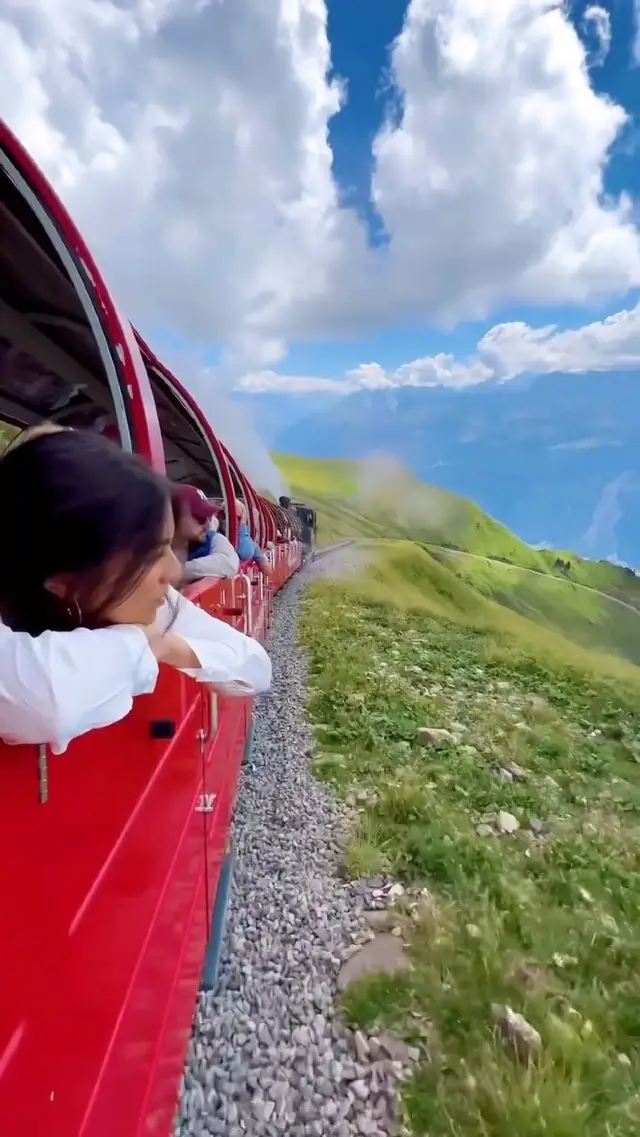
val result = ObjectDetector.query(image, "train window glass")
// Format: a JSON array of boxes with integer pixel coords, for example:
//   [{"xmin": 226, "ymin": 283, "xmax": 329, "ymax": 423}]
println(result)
[{"xmin": 0, "ymin": 162, "xmax": 122, "ymax": 436}]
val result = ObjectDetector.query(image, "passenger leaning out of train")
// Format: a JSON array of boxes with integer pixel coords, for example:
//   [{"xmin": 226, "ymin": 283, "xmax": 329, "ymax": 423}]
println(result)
[
  {"xmin": 172, "ymin": 483, "xmax": 239, "ymax": 582},
  {"xmin": 0, "ymin": 426, "xmax": 272, "ymax": 754},
  {"xmin": 235, "ymin": 499, "xmax": 272, "ymax": 578}
]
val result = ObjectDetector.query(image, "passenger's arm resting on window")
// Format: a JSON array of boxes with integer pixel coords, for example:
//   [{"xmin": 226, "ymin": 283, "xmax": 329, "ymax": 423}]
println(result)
[
  {"xmin": 182, "ymin": 550, "xmax": 238, "ymax": 581},
  {"xmin": 0, "ymin": 624, "xmax": 158, "ymax": 753},
  {"xmin": 165, "ymin": 589, "xmax": 272, "ymax": 695}
]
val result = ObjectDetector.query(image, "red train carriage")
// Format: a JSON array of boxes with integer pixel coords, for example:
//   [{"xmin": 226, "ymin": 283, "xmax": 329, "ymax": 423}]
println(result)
[{"xmin": 0, "ymin": 120, "xmax": 301, "ymax": 1137}]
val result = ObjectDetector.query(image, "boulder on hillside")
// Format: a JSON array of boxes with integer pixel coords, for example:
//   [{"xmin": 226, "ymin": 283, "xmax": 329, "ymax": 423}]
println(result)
[
  {"xmin": 492, "ymin": 1004, "xmax": 541, "ymax": 1063},
  {"xmin": 337, "ymin": 934, "xmax": 410, "ymax": 992},
  {"xmin": 415, "ymin": 727, "xmax": 453, "ymax": 747}
]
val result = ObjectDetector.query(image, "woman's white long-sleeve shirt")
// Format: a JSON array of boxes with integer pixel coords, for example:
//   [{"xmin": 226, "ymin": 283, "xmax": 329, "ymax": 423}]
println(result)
[{"xmin": 0, "ymin": 586, "xmax": 271, "ymax": 753}]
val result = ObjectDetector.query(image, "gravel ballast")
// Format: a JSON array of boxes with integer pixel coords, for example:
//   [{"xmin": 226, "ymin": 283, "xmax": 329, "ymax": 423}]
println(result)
[{"xmin": 175, "ymin": 564, "xmax": 405, "ymax": 1137}]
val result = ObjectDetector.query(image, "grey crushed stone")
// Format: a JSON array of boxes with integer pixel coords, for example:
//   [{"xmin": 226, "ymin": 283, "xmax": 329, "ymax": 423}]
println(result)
[{"xmin": 174, "ymin": 564, "xmax": 405, "ymax": 1137}]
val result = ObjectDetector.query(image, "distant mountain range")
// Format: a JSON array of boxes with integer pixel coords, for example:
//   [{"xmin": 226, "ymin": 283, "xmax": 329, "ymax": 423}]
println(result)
[{"xmin": 233, "ymin": 371, "xmax": 640, "ymax": 564}]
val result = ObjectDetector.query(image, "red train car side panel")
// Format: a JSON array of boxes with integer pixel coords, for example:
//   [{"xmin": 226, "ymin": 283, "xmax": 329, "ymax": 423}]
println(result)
[
  {"xmin": 0, "ymin": 114, "xmax": 303, "ymax": 1137},
  {"xmin": 0, "ymin": 582, "xmax": 262, "ymax": 1137}
]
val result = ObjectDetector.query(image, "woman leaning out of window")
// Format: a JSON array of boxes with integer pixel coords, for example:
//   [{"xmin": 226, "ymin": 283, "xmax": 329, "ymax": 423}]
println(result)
[{"xmin": 0, "ymin": 426, "xmax": 272, "ymax": 754}]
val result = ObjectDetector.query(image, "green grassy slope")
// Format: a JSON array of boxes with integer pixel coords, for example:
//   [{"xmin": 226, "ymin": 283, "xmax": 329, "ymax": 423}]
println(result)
[
  {"xmin": 275, "ymin": 452, "xmax": 640, "ymax": 611},
  {"xmin": 301, "ymin": 541, "xmax": 640, "ymax": 1137},
  {"xmin": 334, "ymin": 541, "xmax": 640, "ymax": 681},
  {"xmin": 292, "ymin": 455, "xmax": 640, "ymax": 1134},
  {"xmin": 276, "ymin": 452, "xmax": 550, "ymax": 568},
  {"xmin": 431, "ymin": 548, "xmax": 640, "ymax": 668}
]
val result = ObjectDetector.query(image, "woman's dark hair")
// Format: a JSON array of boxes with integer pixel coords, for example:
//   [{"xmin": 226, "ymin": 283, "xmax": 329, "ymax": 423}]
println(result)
[{"xmin": 0, "ymin": 428, "xmax": 170, "ymax": 634}]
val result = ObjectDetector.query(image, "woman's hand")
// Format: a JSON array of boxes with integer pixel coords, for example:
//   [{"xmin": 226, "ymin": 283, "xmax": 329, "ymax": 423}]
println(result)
[{"xmin": 144, "ymin": 630, "xmax": 201, "ymax": 670}]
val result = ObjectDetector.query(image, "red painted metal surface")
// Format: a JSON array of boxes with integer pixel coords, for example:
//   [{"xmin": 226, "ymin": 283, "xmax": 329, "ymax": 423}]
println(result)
[
  {"xmin": 132, "ymin": 334, "xmax": 239, "ymax": 549},
  {"xmin": 0, "ymin": 117, "xmax": 304, "ymax": 1137},
  {"xmin": 0, "ymin": 665, "xmax": 202, "ymax": 1135},
  {"xmin": 0, "ymin": 120, "xmax": 165, "ymax": 471},
  {"xmin": 0, "ymin": 579, "xmax": 298, "ymax": 1137}
]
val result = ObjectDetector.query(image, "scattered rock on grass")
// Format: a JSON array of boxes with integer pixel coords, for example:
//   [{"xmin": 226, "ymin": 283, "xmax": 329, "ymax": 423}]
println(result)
[
  {"xmin": 529, "ymin": 817, "xmax": 548, "ymax": 836},
  {"xmin": 364, "ymin": 909, "xmax": 396, "ymax": 932},
  {"xmin": 476, "ymin": 823, "xmax": 495, "ymax": 838},
  {"xmin": 492, "ymin": 1003, "xmax": 542, "ymax": 1062},
  {"xmin": 527, "ymin": 695, "xmax": 548, "ymax": 712},
  {"xmin": 496, "ymin": 810, "xmax": 520, "ymax": 835},
  {"xmin": 374, "ymin": 1032, "xmax": 421, "ymax": 1064},
  {"xmin": 337, "ymin": 933, "xmax": 411, "ymax": 992},
  {"xmin": 354, "ymin": 1030, "xmax": 371, "ymax": 1062},
  {"xmin": 415, "ymin": 727, "xmax": 454, "ymax": 747}
]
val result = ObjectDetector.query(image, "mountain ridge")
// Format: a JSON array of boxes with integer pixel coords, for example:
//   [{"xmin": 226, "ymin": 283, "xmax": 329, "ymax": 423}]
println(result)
[{"xmin": 264, "ymin": 371, "xmax": 640, "ymax": 564}]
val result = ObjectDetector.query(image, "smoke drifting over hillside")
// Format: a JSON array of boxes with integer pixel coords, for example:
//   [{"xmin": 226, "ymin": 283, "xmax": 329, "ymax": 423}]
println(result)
[
  {"xmin": 355, "ymin": 452, "xmax": 452, "ymax": 533},
  {"xmin": 199, "ymin": 385, "xmax": 287, "ymax": 498},
  {"xmin": 581, "ymin": 472, "xmax": 634, "ymax": 562},
  {"xmin": 160, "ymin": 346, "xmax": 287, "ymax": 497}
]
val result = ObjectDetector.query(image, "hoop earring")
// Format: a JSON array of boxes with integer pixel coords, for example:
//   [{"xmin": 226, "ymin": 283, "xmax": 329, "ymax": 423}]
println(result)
[{"xmin": 65, "ymin": 597, "xmax": 83, "ymax": 629}]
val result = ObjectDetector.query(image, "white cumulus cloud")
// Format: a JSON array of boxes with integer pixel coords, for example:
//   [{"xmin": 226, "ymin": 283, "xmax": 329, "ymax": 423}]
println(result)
[
  {"xmin": 0, "ymin": 0, "xmax": 346, "ymax": 372},
  {"xmin": 366, "ymin": 0, "xmax": 639, "ymax": 323},
  {"xmin": 0, "ymin": 0, "xmax": 639, "ymax": 382},
  {"xmin": 582, "ymin": 5, "xmax": 612, "ymax": 66},
  {"xmin": 237, "ymin": 301, "xmax": 640, "ymax": 392}
]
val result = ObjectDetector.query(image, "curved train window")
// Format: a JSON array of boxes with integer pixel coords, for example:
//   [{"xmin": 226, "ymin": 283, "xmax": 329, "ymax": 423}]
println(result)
[
  {"xmin": 223, "ymin": 457, "xmax": 257, "ymax": 536},
  {"xmin": 143, "ymin": 362, "xmax": 224, "ymax": 501},
  {"xmin": 0, "ymin": 155, "xmax": 128, "ymax": 439}
]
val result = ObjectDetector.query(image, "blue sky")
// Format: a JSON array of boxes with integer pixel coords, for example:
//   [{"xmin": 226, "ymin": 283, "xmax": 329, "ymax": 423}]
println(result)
[
  {"xmin": 272, "ymin": 0, "xmax": 640, "ymax": 387},
  {"xmin": 326, "ymin": 0, "xmax": 408, "ymax": 243},
  {"xmin": 82, "ymin": 0, "xmax": 640, "ymax": 397},
  {"xmin": 5, "ymin": 0, "xmax": 640, "ymax": 400},
  {"xmin": 5, "ymin": 0, "xmax": 640, "ymax": 555}
]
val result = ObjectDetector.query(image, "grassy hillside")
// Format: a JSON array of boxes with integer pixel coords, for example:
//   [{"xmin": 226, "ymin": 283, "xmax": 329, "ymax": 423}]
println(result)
[
  {"xmin": 294, "ymin": 457, "xmax": 640, "ymax": 1134},
  {"xmin": 301, "ymin": 541, "xmax": 640, "ymax": 1137},
  {"xmin": 275, "ymin": 451, "xmax": 640, "ymax": 611},
  {"xmin": 276, "ymin": 452, "xmax": 549, "ymax": 568},
  {"xmin": 431, "ymin": 548, "xmax": 640, "ymax": 668}
]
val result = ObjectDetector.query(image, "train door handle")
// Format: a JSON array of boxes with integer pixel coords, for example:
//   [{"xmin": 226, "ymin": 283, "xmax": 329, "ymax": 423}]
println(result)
[
  {"xmin": 37, "ymin": 743, "xmax": 49, "ymax": 804},
  {"xmin": 239, "ymin": 574, "xmax": 252, "ymax": 635},
  {"xmin": 198, "ymin": 690, "xmax": 218, "ymax": 746}
]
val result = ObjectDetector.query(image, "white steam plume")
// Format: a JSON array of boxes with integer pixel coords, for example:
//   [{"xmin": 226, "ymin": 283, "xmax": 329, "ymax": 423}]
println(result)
[
  {"xmin": 580, "ymin": 471, "xmax": 632, "ymax": 561},
  {"xmin": 157, "ymin": 344, "xmax": 287, "ymax": 498},
  {"xmin": 354, "ymin": 451, "xmax": 458, "ymax": 536}
]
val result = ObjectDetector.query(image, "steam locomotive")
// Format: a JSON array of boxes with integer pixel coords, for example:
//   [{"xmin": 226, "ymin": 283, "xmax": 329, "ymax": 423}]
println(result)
[{"xmin": 279, "ymin": 495, "xmax": 317, "ymax": 556}]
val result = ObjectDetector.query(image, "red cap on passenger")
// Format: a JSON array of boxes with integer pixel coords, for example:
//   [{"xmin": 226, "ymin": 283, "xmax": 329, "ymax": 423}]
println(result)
[{"xmin": 175, "ymin": 484, "xmax": 217, "ymax": 525}]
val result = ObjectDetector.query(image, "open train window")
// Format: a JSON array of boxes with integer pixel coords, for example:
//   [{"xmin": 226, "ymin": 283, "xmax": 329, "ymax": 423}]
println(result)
[
  {"xmin": 0, "ymin": 149, "xmax": 131, "ymax": 443},
  {"xmin": 221, "ymin": 450, "xmax": 260, "ymax": 537},
  {"xmin": 142, "ymin": 360, "xmax": 224, "ymax": 501}
]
